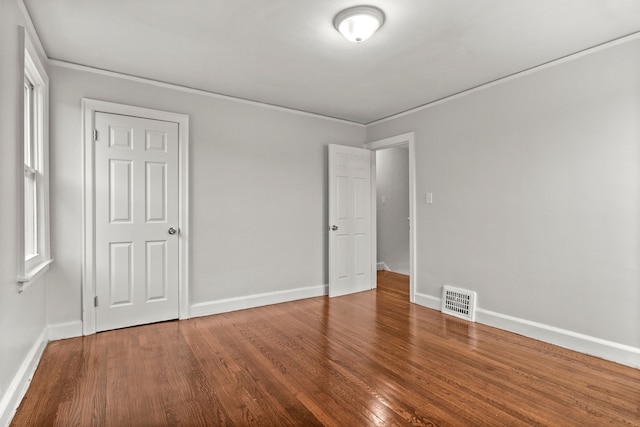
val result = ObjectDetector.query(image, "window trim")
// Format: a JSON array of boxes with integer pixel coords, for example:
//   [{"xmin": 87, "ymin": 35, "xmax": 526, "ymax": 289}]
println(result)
[{"xmin": 17, "ymin": 26, "xmax": 52, "ymax": 291}]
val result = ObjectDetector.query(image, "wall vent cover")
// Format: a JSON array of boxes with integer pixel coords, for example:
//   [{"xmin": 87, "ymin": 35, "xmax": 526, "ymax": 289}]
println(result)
[{"xmin": 441, "ymin": 286, "xmax": 477, "ymax": 322}]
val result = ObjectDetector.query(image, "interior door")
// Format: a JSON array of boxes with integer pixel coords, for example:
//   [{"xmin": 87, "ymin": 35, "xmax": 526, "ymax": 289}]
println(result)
[
  {"xmin": 94, "ymin": 112, "xmax": 179, "ymax": 332},
  {"xmin": 328, "ymin": 144, "xmax": 373, "ymax": 297}
]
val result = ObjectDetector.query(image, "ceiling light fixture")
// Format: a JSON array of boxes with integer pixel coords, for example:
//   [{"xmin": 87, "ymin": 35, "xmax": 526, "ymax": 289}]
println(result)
[{"xmin": 334, "ymin": 5, "xmax": 385, "ymax": 43}]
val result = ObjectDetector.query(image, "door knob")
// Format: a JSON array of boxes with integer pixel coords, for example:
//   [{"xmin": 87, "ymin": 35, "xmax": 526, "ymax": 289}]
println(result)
[
  {"xmin": 330, "ymin": 225, "xmax": 338, "ymax": 231},
  {"xmin": 168, "ymin": 227, "xmax": 177, "ymax": 235}
]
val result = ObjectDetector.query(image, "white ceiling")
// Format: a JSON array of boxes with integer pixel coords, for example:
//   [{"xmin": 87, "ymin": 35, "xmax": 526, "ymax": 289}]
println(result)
[{"xmin": 24, "ymin": 0, "xmax": 640, "ymax": 124}]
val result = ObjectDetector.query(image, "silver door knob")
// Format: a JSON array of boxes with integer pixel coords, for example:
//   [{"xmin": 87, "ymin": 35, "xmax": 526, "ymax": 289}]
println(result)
[
  {"xmin": 330, "ymin": 225, "xmax": 338, "ymax": 231},
  {"xmin": 168, "ymin": 227, "xmax": 177, "ymax": 235}
]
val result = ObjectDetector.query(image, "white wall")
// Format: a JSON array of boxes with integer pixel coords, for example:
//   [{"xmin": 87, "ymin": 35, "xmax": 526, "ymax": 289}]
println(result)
[
  {"xmin": 376, "ymin": 147, "xmax": 410, "ymax": 274},
  {"xmin": 367, "ymin": 38, "xmax": 640, "ymax": 353},
  {"xmin": 46, "ymin": 64, "xmax": 365, "ymax": 325},
  {"xmin": 0, "ymin": 0, "xmax": 48, "ymax": 423}
]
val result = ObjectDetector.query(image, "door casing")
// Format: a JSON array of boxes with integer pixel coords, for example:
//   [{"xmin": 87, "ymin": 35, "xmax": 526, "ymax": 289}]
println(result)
[
  {"xmin": 82, "ymin": 99, "xmax": 190, "ymax": 335},
  {"xmin": 365, "ymin": 132, "xmax": 417, "ymax": 303}
]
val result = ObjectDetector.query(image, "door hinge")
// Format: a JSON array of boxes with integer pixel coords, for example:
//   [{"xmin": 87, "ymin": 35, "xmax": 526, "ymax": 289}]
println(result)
[
  {"xmin": 94, "ymin": 296, "xmax": 98, "ymax": 307},
  {"xmin": 93, "ymin": 129, "xmax": 98, "ymax": 141}
]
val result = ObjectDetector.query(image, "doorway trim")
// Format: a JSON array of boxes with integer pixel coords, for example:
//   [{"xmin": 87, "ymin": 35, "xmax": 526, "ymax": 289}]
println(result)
[
  {"xmin": 81, "ymin": 99, "xmax": 190, "ymax": 335},
  {"xmin": 365, "ymin": 132, "xmax": 416, "ymax": 303}
]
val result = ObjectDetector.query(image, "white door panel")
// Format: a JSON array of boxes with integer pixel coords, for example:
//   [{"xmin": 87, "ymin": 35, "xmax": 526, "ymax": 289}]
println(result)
[
  {"xmin": 95, "ymin": 112, "xmax": 179, "ymax": 331},
  {"xmin": 328, "ymin": 144, "xmax": 372, "ymax": 297}
]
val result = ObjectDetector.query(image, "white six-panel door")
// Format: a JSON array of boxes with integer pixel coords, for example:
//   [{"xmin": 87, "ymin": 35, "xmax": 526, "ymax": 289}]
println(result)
[
  {"xmin": 94, "ymin": 112, "xmax": 179, "ymax": 332},
  {"xmin": 328, "ymin": 144, "xmax": 373, "ymax": 297}
]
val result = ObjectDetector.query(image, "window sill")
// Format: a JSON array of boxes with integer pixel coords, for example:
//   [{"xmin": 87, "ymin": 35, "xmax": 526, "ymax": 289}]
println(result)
[{"xmin": 18, "ymin": 258, "xmax": 53, "ymax": 293}]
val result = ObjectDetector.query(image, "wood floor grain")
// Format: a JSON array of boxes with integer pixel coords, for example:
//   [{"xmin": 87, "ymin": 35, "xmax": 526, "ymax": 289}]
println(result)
[{"xmin": 11, "ymin": 271, "xmax": 640, "ymax": 426}]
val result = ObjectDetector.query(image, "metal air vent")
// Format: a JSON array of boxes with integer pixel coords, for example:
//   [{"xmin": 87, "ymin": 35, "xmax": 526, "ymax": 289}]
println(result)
[{"xmin": 441, "ymin": 286, "xmax": 477, "ymax": 322}]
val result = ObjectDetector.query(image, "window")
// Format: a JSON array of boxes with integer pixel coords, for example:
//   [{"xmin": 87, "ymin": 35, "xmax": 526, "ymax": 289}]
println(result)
[
  {"xmin": 24, "ymin": 77, "xmax": 37, "ymax": 260},
  {"xmin": 18, "ymin": 28, "xmax": 51, "ymax": 289}
]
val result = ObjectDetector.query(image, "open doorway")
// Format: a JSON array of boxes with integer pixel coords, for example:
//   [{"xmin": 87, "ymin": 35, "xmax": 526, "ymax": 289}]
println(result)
[
  {"xmin": 375, "ymin": 146, "xmax": 410, "ymax": 275},
  {"xmin": 365, "ymin": 132, "xmax": 416, "ymax": 302}
]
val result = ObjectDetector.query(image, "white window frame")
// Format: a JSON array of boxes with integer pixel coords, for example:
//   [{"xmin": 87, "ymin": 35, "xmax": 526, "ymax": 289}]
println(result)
[{"xmin": 18, "ymin": 27, "xmax": 52, "ymax": 291}]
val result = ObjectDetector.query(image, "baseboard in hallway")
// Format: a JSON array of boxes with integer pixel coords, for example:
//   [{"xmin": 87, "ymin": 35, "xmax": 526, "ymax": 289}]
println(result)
[{"xmin": 376, "ymin": 262, "xmax": 391, "ymax": 271}]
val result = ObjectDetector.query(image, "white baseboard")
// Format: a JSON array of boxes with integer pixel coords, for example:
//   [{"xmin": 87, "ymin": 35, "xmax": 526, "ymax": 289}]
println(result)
[
  {"xmin": 48, "ymin": 320, "xmax": 83, "ymax": 341},
  {"xmin": 0, "ymin": 328, "xmax": 48, "ymax": 427},
  {"xmin": 377, "ymin": 263, "xmax": 410, "ymax": 275},
  {"xmin": 190, "ymin": 285, "xmax": 328, "ymax": 318},
  {"xmin": 376, "ymin": 262, "xmax": 391, "ymax": 271},
  {"xmin": 415, "ymin": 294, "xmax": 640, "ymax": 369},
  {"xmin": 475, "ymin": 308, "xmax": 640, "ymax": 369},
  {"xmin": 414, "ymin": 292, "xmax": 441, "ymax": 310}
]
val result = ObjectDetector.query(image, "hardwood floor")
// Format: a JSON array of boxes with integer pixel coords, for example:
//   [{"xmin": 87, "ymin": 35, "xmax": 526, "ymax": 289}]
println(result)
[{"xmin": 11, "ymin": 271, "xmax": 640, "ymax": 426}]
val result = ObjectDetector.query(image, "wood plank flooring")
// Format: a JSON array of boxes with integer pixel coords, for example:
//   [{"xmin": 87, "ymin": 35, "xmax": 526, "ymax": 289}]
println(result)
[{"xmin": 11, "ymin": 271, "xmax": 640, "ymax": 426}]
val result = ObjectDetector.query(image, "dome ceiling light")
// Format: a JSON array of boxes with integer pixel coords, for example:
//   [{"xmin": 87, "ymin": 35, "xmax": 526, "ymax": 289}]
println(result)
[{"xmin": 334, "ymin": 5, "xmax": 385, "ymax": 43}]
